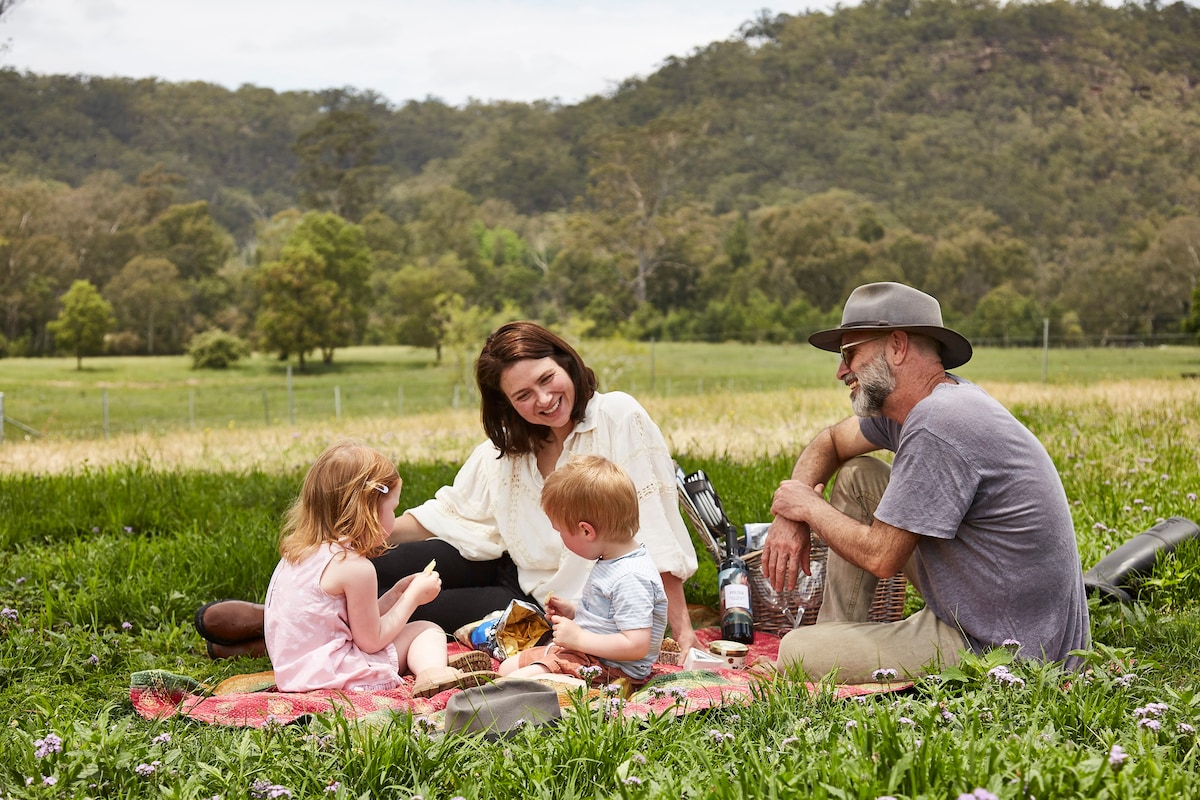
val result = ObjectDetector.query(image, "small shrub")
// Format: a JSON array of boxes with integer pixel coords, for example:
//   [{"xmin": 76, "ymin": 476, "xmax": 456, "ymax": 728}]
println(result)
[
  {"xmin": 187, "ymin": 329, "xmax": 249, "ymax": 369},
  {"xmin": 104, "ymin": 331, "xmax": 145, "ymax": 355}
]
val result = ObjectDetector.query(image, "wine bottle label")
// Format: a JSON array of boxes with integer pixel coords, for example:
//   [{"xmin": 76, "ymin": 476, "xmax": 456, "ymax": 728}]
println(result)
[{"xmin": 722, "ymin": 582, "xmax": 751, "ymax": 610}]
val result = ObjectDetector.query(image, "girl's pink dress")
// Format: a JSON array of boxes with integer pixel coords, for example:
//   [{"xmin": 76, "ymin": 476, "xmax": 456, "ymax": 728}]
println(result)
[{"xmin": 264, "ymin": 542, "xmax": 401, "ymax": 692}]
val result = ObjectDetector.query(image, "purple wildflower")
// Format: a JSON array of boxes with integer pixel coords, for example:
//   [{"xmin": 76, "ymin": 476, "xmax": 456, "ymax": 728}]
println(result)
[
  {"xmin": 43, "ymin": 776, "xmax": 58, "ymax": 786},
  {"xmin": 708, "ymin": 729, "xmax": 734, "ymax": 745},
  {"xmin": 152, "ymin": 733, "xmax": 171, "ymax": 745},
  {"xmin": 88, "ymin": 654, "xmax": 99, "ymax": 665},
  {"xmin": 987, "ymin": 665, "xmax": 1026, "ymax": 688},
  {"xmin": 122, "ymin": 621, "xmax": 133, "ymax": 631},
  {"xmin": 872, "ymin": 667, "xmax": 898, "ymax": 681},
  {"xmin": 622, "ymin": 776, "xmax": 643, "ymax": 786},
  {"xmin": 135, "ymin": 761, "xmax": 161, "ymax": 776},
  {"xmin": 250, "ymin": 781, "xmax": 293, "ymax": 799},
  {"xmin": 1134, "ymin": 703, "xmax": 1168, "ymax": 718},
  {"xmin": 603, "ymin": 697, "xmax": 626, "ymax": 720},
  {"xmin": 34, "ymin": 733, "xmax": 63, "ymax": 758},
  {"xmin": 1108, "ymin": 744, "xmax": 1127, "ymax": 770},
  {"xmin": 1, "ymin": 607, "xmax": 17, "ymax": 621}
]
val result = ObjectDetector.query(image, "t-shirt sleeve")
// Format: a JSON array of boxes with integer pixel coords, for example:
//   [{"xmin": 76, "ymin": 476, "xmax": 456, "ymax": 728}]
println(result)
[
  {"xmin": 874, "ymin": 426, "xmax": 979, "ymax": 540},
  {"xmin": 407, "ymin": 441, "xmax": 506, "ymax": 561}
]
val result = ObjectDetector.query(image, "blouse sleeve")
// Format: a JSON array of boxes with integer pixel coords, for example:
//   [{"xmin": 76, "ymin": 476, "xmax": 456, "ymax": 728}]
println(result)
[
  {"xmin": 589, "ymin": 393, "xmax": 699, "ymax": 581},
  {"xmin": 406, "ymin": 440, "xmax": 507, "ymax": 561}
]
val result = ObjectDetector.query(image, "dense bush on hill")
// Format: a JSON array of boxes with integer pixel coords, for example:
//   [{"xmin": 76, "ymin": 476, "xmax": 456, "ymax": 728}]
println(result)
[{"xmin": 1, "ymin": 0, "xmax": 1198, "ymax": 359}]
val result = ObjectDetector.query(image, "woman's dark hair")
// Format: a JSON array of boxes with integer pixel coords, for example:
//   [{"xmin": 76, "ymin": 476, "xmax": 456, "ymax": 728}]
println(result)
[{"xmin": 475, "ymin": 321, "xmax": 597, "ymax": 456}]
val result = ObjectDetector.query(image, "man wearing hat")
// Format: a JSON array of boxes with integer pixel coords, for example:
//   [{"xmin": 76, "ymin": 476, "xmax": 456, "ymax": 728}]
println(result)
[{"xmin": 763, "ymin": 282, "xmax": 1089, "ymax": 682}]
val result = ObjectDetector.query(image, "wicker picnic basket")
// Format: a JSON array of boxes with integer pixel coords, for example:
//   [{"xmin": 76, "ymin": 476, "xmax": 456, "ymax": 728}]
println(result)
[{"xmin": 677, "ymin": 467, "xmax": 907, "ymax": 637}]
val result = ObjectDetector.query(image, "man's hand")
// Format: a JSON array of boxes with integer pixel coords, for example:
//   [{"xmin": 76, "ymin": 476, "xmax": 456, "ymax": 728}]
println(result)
[
  {"xmin": 761, "ymin": 515, "xmax": 812, "ymax": 593},
  {"xmin": 771, "ymin": 479, "xmax": 827, "ymax": 523}
]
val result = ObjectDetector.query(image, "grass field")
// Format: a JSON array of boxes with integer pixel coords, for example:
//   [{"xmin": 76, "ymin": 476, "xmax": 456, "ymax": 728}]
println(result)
[
  {"xmin": 3, "ymin": 342, "xmax": 1199, "ymax": 441},
  {"xmin": 2, "ymin": 344, "xmax": 1200, "ymax": 797}
]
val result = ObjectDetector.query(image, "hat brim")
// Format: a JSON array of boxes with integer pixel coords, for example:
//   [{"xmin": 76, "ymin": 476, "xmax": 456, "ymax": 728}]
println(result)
[{"xmin": 809, "ymin": 325, "xmax": 973, "ymax": 370}]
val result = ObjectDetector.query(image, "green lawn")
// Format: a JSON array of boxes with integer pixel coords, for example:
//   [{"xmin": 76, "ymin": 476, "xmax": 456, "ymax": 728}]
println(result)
[{"xmin": 4, "ymin": 342, "xmax": 1200, "ymax": 440}]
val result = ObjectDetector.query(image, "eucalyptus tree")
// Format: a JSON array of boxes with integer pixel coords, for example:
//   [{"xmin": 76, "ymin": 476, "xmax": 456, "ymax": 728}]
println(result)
[
  {"xmin": 255, "ymin": 212, "xmax": 373, "ymax": 369},
  {"xmin": 47, "ymin": 280, "xmax": 114, "ymax": 369}
]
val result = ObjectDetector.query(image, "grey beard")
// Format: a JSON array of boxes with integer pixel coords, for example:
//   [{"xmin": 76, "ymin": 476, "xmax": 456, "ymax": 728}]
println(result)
[{"xmin": 851, "ymin": 352, "xmax": 895, "ymax": 417}]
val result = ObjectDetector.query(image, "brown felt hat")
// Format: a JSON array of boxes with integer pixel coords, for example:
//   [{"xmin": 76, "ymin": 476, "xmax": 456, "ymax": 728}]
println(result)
[
  {"xmin": 808, "ymin": 282, "xmax": 973, "ymax": 369},
  {"xmin": 444, "ymin": 677, "xmax": 561, "ymax": 739}
]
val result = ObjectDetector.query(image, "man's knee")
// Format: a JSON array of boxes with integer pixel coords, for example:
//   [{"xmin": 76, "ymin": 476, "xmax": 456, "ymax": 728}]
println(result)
[{"xmin": 829, "ymin": 455, "xmax": 891, "ymax": 524}]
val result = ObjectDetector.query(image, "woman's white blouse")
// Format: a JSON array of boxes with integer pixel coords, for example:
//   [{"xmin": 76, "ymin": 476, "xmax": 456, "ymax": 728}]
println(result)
[{"xmin": 408, "ymin": 391, "xmax": 698, "ymax": 602}]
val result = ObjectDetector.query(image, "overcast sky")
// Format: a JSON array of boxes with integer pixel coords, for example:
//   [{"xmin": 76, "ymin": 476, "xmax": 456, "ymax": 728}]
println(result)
[{"xmin": 0, "ymin": 1, "xmax": 837, "ymax": 107}]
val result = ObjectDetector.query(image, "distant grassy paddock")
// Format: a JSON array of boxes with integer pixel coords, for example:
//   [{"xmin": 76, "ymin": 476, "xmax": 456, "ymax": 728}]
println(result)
[{"xmin": 2, "ymin": 342, "xmax": 1199, "ymax": 442}]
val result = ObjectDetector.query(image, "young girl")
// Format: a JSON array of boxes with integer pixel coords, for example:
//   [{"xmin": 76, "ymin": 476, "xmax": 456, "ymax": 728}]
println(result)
[{"xmin": 263, "ymin": 440, "xmax": 496, "ymax": 697}]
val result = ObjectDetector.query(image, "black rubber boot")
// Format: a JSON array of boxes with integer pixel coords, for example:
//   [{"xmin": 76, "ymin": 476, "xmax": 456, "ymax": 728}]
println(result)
[{"xmin": 1083, "ymin": 517, "xmax": 1200, "ymax": 602}]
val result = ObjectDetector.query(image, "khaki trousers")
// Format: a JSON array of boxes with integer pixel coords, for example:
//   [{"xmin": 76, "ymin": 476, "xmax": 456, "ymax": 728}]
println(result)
[{"xmin": 777, "ymin": 456, "xmax": 967, "ymax": 683}]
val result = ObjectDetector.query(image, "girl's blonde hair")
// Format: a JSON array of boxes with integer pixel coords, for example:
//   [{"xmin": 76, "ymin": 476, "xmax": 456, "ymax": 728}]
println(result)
[
  {"xmin": 540, "ymin": 455, "xmax": 639, "ymax": 543},
  {"xmin": 279, "ymin": 440, "xmax": 400, "ymax": 563}
]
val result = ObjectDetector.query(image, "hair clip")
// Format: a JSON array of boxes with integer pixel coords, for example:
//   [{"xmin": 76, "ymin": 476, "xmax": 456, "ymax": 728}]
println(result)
[{"xmin": 370, "ymin": 483, "xmax": 389, "ymax": 495}]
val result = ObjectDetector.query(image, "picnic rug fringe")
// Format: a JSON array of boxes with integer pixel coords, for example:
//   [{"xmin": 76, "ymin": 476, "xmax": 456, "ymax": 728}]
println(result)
[{"xmin": 130, "ymin": 629, "xmax": 911, "ymax": 730}]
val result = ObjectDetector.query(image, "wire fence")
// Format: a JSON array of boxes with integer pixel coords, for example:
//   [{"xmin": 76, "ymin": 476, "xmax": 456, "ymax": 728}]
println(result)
[
  {"xmin": 5, "ymin": 335, "xmax": 1200, "ymax": 443},
  {"xmin": 0, "ymin": 376, "xmax": 815, "ymax": 444}
]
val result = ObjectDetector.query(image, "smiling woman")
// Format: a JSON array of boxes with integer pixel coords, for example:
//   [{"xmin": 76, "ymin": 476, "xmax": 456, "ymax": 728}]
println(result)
[{"xmin": 193, "ymin": 320, "xmax": 703, "ymax": 658}]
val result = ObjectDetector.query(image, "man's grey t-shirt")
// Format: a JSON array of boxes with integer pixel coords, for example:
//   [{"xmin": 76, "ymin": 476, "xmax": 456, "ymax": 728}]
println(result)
[{"xmin": 860, "ymin": 378, "xmax": 1090, "ymax": 667}]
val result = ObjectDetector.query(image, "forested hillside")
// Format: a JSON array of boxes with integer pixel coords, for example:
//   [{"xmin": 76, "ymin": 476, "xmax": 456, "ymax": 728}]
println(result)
[{"xmin": 2, "ymin": 0, "xmax": 1198, "ymax": 362}]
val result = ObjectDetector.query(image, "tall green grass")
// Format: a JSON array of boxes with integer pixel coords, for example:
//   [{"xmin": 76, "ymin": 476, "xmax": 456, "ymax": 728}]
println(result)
[{"xmin": 2, "ymin": 387, "xmax": 1200, "ymax": 797}]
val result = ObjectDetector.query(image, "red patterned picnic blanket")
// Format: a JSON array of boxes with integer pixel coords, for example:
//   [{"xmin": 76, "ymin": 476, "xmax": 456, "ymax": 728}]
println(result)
[{"xmin": 130, "ymin": 629, "xmax": 910, "ymax": 729}]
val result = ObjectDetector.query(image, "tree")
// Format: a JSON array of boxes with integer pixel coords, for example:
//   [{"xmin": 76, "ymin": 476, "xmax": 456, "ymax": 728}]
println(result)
[
  {"xmin": 586, "ymin": 113, "xmax": 712, "ymax": 306},
  {"xmin": 377, "ymin": 254, "xmax": 474, "ymax": 361},
  {"xmin": 103, "ymin": 256, "xmax": 188, "ymax": 354},
  {"xmin": 255, "ymin": 240, "xmax": 333, "ymax": 371},
  {"xmin": 255, "ymin": 212, "xmax": 373, "ymax": 368},
  {"xmin": 47, "ymin": 280, "xmax": 114, "ymax": 369},
  {"xmin": 293, "ymin": 109, "xmax": 386, "ymax": 222},
  {"xmin": 140, "ymin": 201, "xmax": 232, "ymax": 282}
]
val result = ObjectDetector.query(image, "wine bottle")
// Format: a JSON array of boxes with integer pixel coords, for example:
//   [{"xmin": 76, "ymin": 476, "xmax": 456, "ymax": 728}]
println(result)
[{"xmin": 718, "ymin": 521, "xmax": 754, "ymax": 644}]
